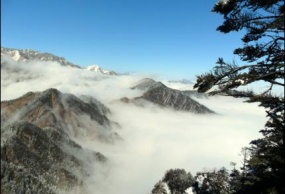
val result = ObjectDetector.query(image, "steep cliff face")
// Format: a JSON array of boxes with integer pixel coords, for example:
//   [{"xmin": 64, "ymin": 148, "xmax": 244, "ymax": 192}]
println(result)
[{"xmin": 128, "ymin": 78, "xmax": 214, "ymax": 114}]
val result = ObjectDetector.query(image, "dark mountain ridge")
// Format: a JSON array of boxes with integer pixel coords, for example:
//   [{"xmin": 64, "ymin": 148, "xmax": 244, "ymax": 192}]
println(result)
[{"xmin": 125, "ymin": 78, "xmax": 214, "ymax": 114}]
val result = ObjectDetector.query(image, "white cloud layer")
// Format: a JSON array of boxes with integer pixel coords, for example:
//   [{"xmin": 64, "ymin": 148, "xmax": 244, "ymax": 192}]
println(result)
[{"xmin": 1, "ymin": 55, "xmax": 267, "ymax": 194}]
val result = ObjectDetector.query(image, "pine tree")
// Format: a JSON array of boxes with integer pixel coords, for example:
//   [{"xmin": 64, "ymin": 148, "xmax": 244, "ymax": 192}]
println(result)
[
  {"xmin": 242, "ymin": 104, "xmax": 284, "ymax": 194},
  {"xmin": 194, "ymin": 0, "xmax": 284, "ymax": 193}
]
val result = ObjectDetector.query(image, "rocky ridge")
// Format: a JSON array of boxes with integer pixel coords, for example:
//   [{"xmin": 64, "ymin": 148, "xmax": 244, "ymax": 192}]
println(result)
[
  {"xmin": 122, "ymin": 78, "xmax": 214, "ymax": 114},
  {"xmin": 1, "ymin": 47, "xmax": 80, "ymax": 68}
]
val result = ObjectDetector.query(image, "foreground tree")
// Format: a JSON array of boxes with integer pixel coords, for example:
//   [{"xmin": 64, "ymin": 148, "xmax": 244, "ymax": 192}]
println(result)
[
  {"xmin": 194, "ymin": 0, "xmax": 284, "ymax": 193},
  {"xmin": 162, "ymin": 169, "xmax": 194, "ymax": 194},
  {"xmin": 193, "ymin": 167, "xmax": 232, "ymax": 194}
]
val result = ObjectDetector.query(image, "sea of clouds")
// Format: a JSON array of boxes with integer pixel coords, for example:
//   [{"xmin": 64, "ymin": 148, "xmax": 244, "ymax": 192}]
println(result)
[{"xmin": 1, "ymin": 55, "xmax": 268, "ymax": 194}]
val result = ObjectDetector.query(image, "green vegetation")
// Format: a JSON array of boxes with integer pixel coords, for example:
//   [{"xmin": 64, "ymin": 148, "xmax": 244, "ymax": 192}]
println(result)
[
  {"xmin": 194, "ymin": 0, "xmax": 284, "ymax": 193},
  {"xmin": 152, "ymin": 0, "xmax": 284, "ymax": 193}
]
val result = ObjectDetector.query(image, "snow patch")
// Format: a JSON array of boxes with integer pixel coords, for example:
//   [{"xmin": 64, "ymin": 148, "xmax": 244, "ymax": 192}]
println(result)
[
  {"xmin": 12, "ymin": 51, "xmax": 21, "ymax": 61},
  {"xmin": 86, "ymin": 64, "xmax": 117, "ymax": 75}
]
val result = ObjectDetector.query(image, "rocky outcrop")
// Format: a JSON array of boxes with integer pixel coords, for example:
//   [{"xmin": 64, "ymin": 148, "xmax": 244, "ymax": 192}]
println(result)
[{"xmin": 127, "ymin": 78, "xmax": 214, "ymax": 114}]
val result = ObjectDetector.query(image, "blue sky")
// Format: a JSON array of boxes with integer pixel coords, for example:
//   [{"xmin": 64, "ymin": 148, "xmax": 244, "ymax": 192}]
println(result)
[{"xmin": 1, "ymin": 0, "xmax": 245, "ymax": 79}]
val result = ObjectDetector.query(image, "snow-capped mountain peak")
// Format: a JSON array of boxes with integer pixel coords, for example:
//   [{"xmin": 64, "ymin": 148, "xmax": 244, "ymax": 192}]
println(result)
[
  {"xmin": 87, "ymin": 64, "xmax": 101, "ymax": 71},
  {"xmin": 1, "ymin": 47, "xmax": 118, "ymax": 75},
  {"xmin": 1, "ymin": 47, "xmax": 81, "ymax": 68},
  {"xmin": 86, "ymin": 64, "xmax": 117, "ymax": 75}
]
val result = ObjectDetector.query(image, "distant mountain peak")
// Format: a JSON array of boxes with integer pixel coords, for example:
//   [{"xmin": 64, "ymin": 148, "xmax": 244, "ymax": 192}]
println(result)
[
  {"xmin": 87, "ymin": 64, "xmax": 101, "ymax": 71},
  {"xmin": 126, "ymin": 78, "xmax": 215, "ymax": 114},
  {"xmin": 131, "ymin": 78, "xmax": 165, "ymax": 90},
  {"xmin": 86, "ymin": 64, "xmax": 117, "ymax": 75}
]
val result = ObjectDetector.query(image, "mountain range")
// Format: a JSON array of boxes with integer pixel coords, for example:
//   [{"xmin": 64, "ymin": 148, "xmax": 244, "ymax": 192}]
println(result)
[
  {"xmin": 1, "ymin": 47, "xmax": 215, "ymax": 193},
  {"xmin": 1, "ymin": 47, "xmax": 117, "ymax": 75},
  {"xmin": 1, "ymin": 47, "xmax": 81, "ymax": 68}
]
